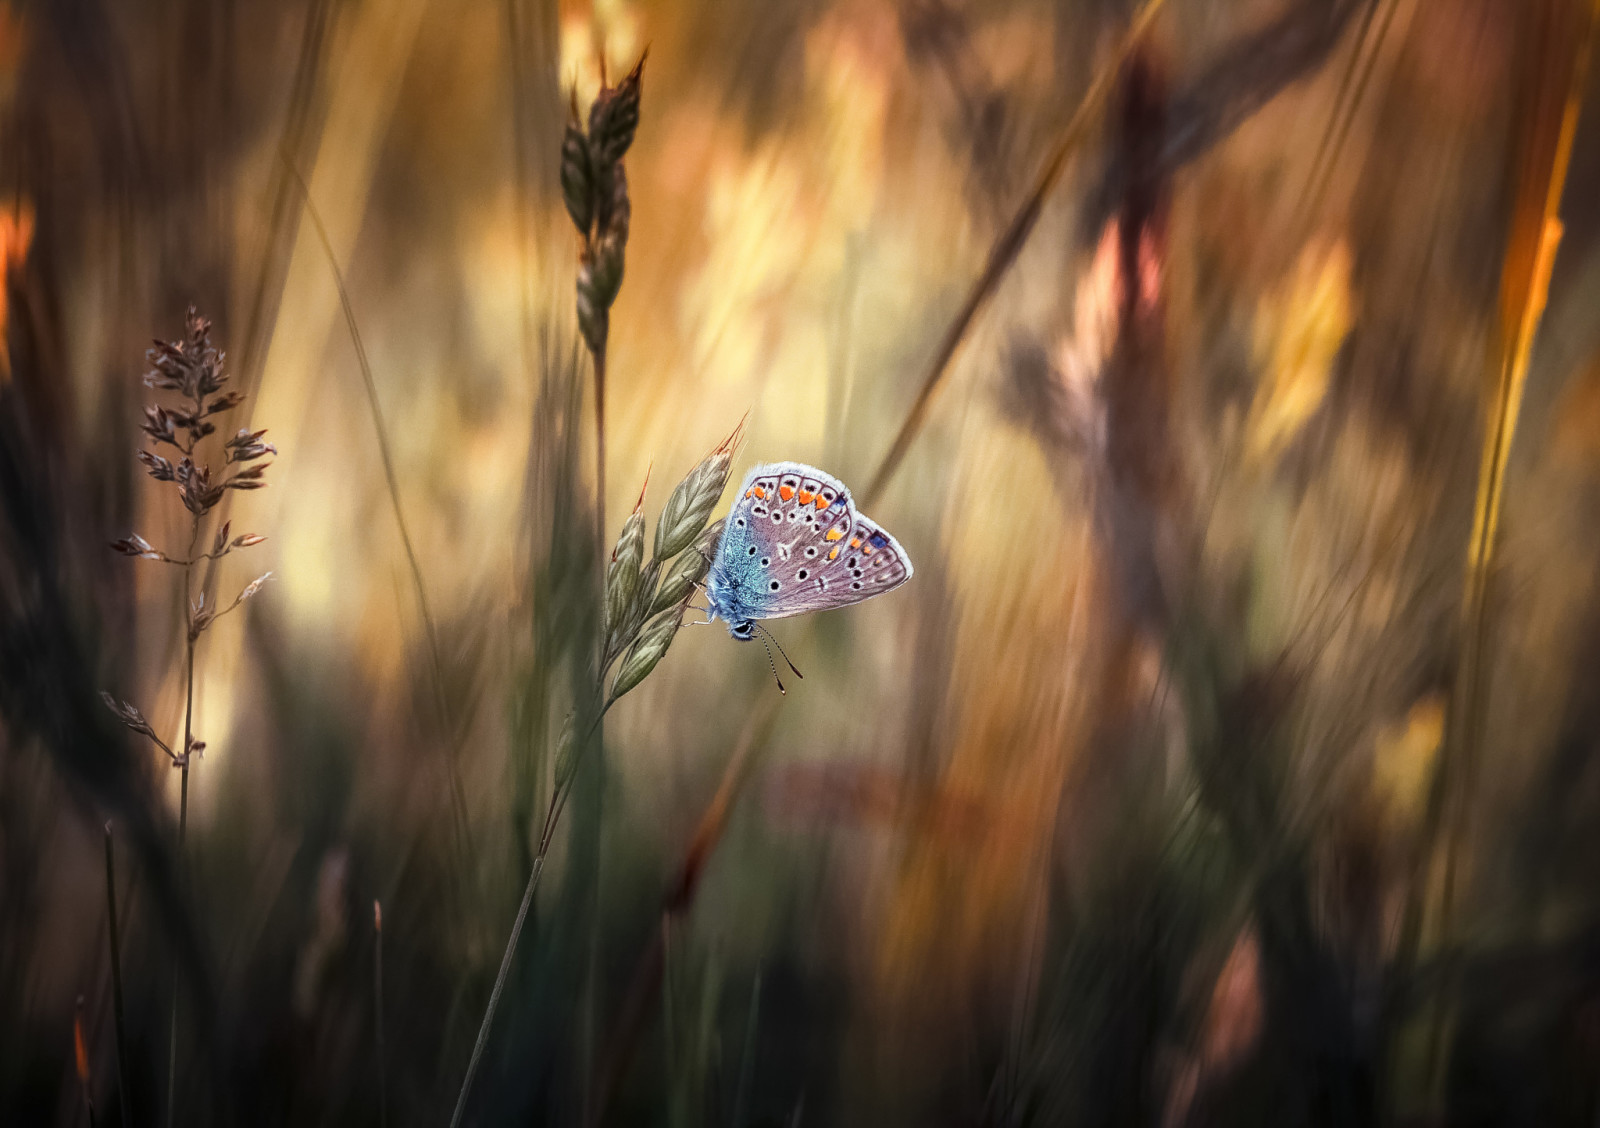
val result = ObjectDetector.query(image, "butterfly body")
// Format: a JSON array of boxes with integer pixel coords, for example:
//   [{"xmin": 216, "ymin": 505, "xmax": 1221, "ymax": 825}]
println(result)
[{"xmin": 704, "ymin": 461, "xmax": 913, "ymax": 639}]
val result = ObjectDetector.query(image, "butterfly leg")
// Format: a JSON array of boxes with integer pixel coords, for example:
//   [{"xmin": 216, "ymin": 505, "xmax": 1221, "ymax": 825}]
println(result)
[{"xmin": 688, "ymin": 579, "xmax": 717, "ymax": 624}]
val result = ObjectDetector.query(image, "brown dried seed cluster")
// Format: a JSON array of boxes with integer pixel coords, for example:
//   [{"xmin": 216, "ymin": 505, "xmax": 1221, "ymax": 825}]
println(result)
[{"xmin": 103, "ymin": 308, "xmax": 276, "ymax": 765}]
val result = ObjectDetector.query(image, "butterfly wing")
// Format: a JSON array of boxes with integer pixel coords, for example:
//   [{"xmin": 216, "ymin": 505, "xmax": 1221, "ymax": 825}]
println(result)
[{"xmin": 715, "ymin": 462, "xmax": 913, "ymax": 622}]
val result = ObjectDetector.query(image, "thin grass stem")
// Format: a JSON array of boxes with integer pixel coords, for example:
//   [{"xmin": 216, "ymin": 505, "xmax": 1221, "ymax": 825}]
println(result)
[
  {"xmin": 448, "ymin": 700, "xmax": 607, "ymax": 1128},
  {"xmin": 280, "ymin": 154, "xmax": 476, "ymax": 869},
  {"xmin": 446, "ymin": 848, "xmax": 547, "ymax": 1128},
  {"xmin": 1387, "ymin": 2, "xmax": 1599, "ymax": 1111},
  {"xmin": 375, "ymin": 901, "xmax": 388, "ymax": 1128},
  {"xmin": 103, "ymin": 823, "xmax": 132, "ymax": 1128},
  {"xmin": 863, "ymin": 0, "xmax": 1170, "ymax": 506},
  {"xmin": 731, "ymin": 968, "xmax": 761, "ymax": 1128},
  {"xmin": 166, "ymin": 513, "xmax": 199, "ymax": 1128}
]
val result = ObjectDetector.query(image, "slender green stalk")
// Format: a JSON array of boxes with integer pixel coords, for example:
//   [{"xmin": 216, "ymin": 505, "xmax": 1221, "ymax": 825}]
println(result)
[
  {"xmin": 103, "ymin": 824, "xmax": 132, "ymax": 1127},
  {"xmin": 447, "ymin": 707, "xmax": 606, "ymax": 1128},
  {"xmin": 731, "ymin": 969, "xmax": 761, "ymax": 1128},
  {"xmin": 581, "ymin": 309, "xmax": 608, "ymax": 1128}
]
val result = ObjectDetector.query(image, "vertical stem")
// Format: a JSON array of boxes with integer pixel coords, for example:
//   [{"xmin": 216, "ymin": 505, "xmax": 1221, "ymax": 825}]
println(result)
[
  {"xmin": 731, "ymin": 969, "xmax": 761, "ymax": 1128},
  {"xmin": 374, "ymin": 901, "xmax": 388, "ymax": 1128},
  {"xmin": 447, "ymin": 707, "xmax": 610, "ymax": 1127},
  {"xmin": 583, "ymin": 336, "xmax": 606, "ymax": 1128},
  {"xmin": 167, "ymin": 514, "xmax": 199, "ymax": 1128},
  {"xmin": 447, "ymin": 847, "xmax": 549, "ymax": 1128},
  {"xmin": 104, "ymin": 824, "xmax": 132, "ymax": 1127},
  {"xmin": 594, "ymin": 343, "xmax": 607, "ymax": 581}
]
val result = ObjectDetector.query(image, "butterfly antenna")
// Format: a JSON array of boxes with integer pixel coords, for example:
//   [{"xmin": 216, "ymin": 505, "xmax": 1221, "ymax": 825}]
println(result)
[
  {"xmin": 754, "ymin": 623, "xmax": 804, "ymax": 682},
  {"xmin": 755, "ymin": 632, "xmax": 787, "ymax": 695}
]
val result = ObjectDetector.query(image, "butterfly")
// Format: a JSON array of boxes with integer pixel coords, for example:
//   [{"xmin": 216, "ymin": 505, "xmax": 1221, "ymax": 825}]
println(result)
[{"xmin": 702, "ymin": 462, "xmax": 913, "ymax": 686}]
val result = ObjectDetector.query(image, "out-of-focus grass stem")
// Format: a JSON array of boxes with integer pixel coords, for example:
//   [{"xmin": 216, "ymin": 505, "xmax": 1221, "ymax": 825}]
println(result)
[
  {"xmin": 375, "ymin": 901, "xmax": 388, "ymax": 1128},
  {"xmin": 448, "ymin": 708, "xmax": 605, "ymax": 1128},
  {"xmin": 1389, "ymin": 0, "xmax": 1598, "ymax": 1111},
  {"xmin": 103, "ymin": 823, "xmax": 132, "ymax": 1128},
  {"xmin": 863, "ymin": 0, "xmax": 1169, "ymax": 506},
  {"xmin": 281, "ymin": 154, "xmax": 475, "ymax": 868}
]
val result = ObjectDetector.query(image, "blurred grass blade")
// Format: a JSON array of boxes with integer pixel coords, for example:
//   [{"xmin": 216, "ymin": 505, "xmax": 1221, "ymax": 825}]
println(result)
[{"xmin": 864, "ymin": 0, "xmax": 1170, "ymax": 506}]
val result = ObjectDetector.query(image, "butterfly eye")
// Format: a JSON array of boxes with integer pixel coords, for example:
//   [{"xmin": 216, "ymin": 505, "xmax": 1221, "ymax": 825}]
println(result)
[
  {"xmin": 736, "ymin": 517, "xmax": 746, "ymax": 527},
  {"xmin": 851, "ymin": 582, "xmax": 862, "ymax": 590},
  {"xmin": 747, "ymin": 546, "xmax": 757, "ymax": 556},
  {"xmin": 796, "ymin": 569, "xmax": 808, "ymax": 580},
  {"xmin": 771, "ymin": 513, "xmax": 782, "ymax": 524},
  {"xmin": 852, "ymin": 568, "xmax": 862, "ymax": 578},
  {"xmin": 769, "ymin": 581, "xmax": 780, "ymax": 591},
  {"xmin": 760, "ymin": 557, "xmax": 770, "ymax": 566},
  {"xmin": 805, "ymin": 547, "xmax": 817, "ymax": 557}
]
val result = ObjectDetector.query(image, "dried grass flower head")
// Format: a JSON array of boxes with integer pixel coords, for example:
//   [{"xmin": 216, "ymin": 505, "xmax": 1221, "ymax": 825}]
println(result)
[{"xmin": 104, "ymin": 306, "xmax": 276, "ymax": 765}]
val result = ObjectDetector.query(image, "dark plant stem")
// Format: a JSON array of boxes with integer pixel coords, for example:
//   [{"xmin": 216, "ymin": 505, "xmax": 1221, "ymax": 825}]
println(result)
[
  {"xmin": 593, "ymin": 343, "xmax": 607, "ymax": 586},
  {"xmin": 167, "ymin": 514, "xmax": 198, "ymax": 1128},
  {"xmin": 104, "ymin": 823, "xmax": 132, "ymax": 1128},
  {"xmin": 375, "ymin": 901, "xmax": 388, "ymax": 1128},
  {"xmin": 582, "ymin": 288, "xmax": 609, "ymax": 1128},
  {"xmin": 447, "ymin": 708, "xmax": 609, "ymax": 1128}
]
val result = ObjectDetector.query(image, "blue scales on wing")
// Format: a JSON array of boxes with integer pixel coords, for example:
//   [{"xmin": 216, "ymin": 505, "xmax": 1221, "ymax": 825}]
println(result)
[{"xmin": 709, "ymin": 461, "xmax": 913, "ymax": 625}]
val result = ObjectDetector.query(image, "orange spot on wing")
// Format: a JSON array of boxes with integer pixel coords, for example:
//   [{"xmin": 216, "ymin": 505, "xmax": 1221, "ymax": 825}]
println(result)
[
  {"xmin": 825, "ymin": 527, "xmax": 844, "ymax": 542},
  {"xmin": 863, "ymin": 546, "xmax": 875, "ymax": 554},
  {"xmin": 745, "ymin": 488, "xmax": 754, "ymax": 498},
  {"xmin": 753, "ymin": 486, "xmax": 766, "ymax": 499},
  {"xmin": 798, "ymin": 490, "xmax": 813, "ymax": 505},
  {"xmin": 850, "ymin": 538, "xmax": 861, "ymax": 548},
  {"xmin": 779, "ymin": 485, "xmax": 794, "ymax": 501},
  {"xmin": 815, "ymin": 496, "xmax": 829, "ymax": 509},
  {"xmin": 829, "ymin": 546, "xmax": 840, "ymax": 560}
]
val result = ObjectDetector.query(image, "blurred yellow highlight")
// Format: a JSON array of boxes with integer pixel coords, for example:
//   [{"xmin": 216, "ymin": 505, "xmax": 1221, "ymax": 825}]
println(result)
[
  {"xmin": 1372, "ymin": 695, "xmax": 1444, "ymax": 832},
  {"xmin": 1245, "ymin": 237, "xmax": 1354, "ymax": 465}
]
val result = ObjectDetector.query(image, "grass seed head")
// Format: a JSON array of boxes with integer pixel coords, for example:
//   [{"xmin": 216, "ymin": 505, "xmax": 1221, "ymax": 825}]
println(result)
[
  {"xmin": 605, "ymin": 487, "xmax": 648, "ymax": 639},
  {"xmin": 653, "ymin": 426, "xmax": 739, "ymax": 561},
  {"xmin": 608, "ymin": 602, "xmax": 685, "ymax": 706}
]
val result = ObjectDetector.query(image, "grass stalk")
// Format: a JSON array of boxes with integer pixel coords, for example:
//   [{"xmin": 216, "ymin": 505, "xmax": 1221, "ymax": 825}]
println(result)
[
  {"xmin": 374, "ymin": 901, "xmax": 388, "ymax": 1128},
  {"xmin": 863, "ymin": 0, "xmax": 1169, "ymax": 506},
  {"xmin": 582, "ymin": 335, "xmax": 607, "ymax": 1128},
  {"xmin": 281, "ymin": 157, "xmax": 476, "ymax": 867},
  {"xmin": 447, "ymin": 744, "xmax": 576, "ymax": 1128},
  {"xmin": 447, "ymin": 707, "xmax": 607, "ymax": 1128},
  {"xmin": 104, "ymin": 309, "xmax": 277, "ymax": 1128},
  {"xmin": 103, "ymin": 823, "xmax": 132, "ymax": 1128},
  {"xmin": 731, "ymin": 968, "xmax": 761, "ymax": 1128},
  {"xmin": 1387, "ymin": 0, "xmax": 1598, "ymax": 1110},
  {"xmin": 165, "ymin": 514, "xmax": 199, "ymax": 1128}
]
